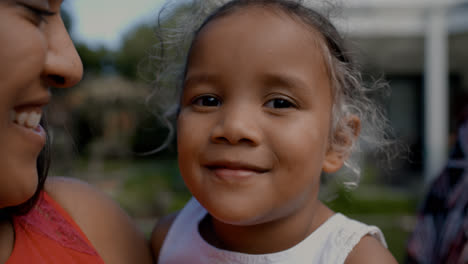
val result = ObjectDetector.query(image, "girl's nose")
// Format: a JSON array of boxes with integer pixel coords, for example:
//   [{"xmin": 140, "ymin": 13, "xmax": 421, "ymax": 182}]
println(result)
[
  {"xmin": 210, "ymin": 105, "xmax": 262, "ymax": 146},
  {"xmin": 41, "ymin": 15, "xmax": 83, "ymax": 88}
]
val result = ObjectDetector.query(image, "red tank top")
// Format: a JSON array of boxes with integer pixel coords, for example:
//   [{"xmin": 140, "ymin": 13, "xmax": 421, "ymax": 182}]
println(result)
[{"xmin": 7, "ymin": 192, "xmax": 105, "ymax": 263}]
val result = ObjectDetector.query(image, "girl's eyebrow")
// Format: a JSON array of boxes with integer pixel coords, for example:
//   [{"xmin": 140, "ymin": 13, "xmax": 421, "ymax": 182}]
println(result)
[
  {"xmin": 184, "ymin": 73, "xmax": 220, "ymax": 88},
  {"xmin": 261, "ymin": 73, "xmax": 309, "ymax": 92},
  {"xmin": 185, "ymin": 72, "xmax": 311, "ymax": 92}
]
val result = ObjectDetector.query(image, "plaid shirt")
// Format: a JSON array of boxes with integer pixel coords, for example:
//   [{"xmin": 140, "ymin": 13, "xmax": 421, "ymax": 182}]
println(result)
[{"xmin": 406, "ymin": 121, "xmax": 468, "ymax": 264}]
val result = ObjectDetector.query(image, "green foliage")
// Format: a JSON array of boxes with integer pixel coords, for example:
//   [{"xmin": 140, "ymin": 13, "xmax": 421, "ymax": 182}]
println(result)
[
  {"xmin": 72, "ymin": 22, "xmax": 161, "ymax": 81},
  {"xmin": 75, "ymin": 44, "xmax": 114, "ymax": 76},
  {"xmin": 113, "ymin": 159, "xmax": 190, "ymax": 217},
  {"xmin": 115, "ymin": 24, "xmax": 159, "ymax": 81},
  {"xmin": 324, "ymin": 185, "xmax": 417, "ymax": 215},
  {"xmin": 71, "ymin": 3, "xmax": 192, "ymax": 82},
  {"xmin": 380, "ymin": 224, "xmax": 411, "ymax": 263}
]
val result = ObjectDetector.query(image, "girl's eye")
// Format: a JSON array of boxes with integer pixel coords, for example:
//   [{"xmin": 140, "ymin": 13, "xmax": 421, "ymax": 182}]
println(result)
[
  {"xmin": 20, "ymin": 4, "xmax": 55, "ymax": 25},
  {"xmin": 192, "ymin": 95, "xmax": 221, "ymax": 107},
  {"xmin": 265, "ymin": 98, "xmax": 295, "ymax": 109}
]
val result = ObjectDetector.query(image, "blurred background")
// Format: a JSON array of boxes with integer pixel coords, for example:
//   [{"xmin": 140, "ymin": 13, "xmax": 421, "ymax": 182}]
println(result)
[{"xmin": 49, "ymin": 0, "xmax": 468, "ymax": 262}]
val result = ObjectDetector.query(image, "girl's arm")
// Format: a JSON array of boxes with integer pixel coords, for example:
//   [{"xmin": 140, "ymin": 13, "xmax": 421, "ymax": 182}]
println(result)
[
  {"xmin": 345, "ymin": 235, "xmax": 398, "ymax": 264},
  {"xmin": 150, "ymin": 212, "xmax": 179, "ymax": 263},
  {"xmin": 45, "ymin": 177, "xmax": 154, "ymax": 264}
]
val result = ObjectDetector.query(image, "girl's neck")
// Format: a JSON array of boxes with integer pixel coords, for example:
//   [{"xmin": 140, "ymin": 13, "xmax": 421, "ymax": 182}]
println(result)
[
  {"xmin": 0, "ymin": 218, "xmax": 14, "ymax": 263},
  {"xmin": 199, "ymin": 201, "xmax": 334, "ymax": 254}
]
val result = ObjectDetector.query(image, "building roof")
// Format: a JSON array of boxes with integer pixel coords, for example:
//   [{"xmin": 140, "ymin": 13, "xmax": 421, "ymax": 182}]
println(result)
[{"xmin": 324, "ymin": 0, "xmax": 468, "ymax": 36}]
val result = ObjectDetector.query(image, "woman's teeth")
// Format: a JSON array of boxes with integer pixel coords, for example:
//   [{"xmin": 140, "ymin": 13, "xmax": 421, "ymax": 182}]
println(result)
[{"xmin": 11, "ymin": 110, "xmax": 41, "ymax": 129}]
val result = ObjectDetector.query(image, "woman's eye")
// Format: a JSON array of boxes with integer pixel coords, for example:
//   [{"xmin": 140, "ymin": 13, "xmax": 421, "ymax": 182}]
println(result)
[
  {"xmin": 192, "ymin": 95, "xmax": 221, "ymax": 107},
  {"xmin": 20, "ymin": 4, "xmax": 55, "ymax": 25},
  {"xmin": 265, "ymin": 98, "xmax": 295, "ymax": 109}
]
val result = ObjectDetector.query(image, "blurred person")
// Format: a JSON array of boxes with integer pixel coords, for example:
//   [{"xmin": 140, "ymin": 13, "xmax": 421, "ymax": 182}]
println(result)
[
  {"xmin": 406, "ymin": 105, "xmax": 468, "ymax": 264},
  {"xmin": 0, "ymin": 1, "xmax": 152, "ymax": 263},
  {"xmin": 150, "ymin": 0, "xmax": 398, "ymax": 263}
]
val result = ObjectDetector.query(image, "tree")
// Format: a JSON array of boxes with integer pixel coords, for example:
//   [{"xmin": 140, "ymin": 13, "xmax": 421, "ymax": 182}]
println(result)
[
  {"xmin": 115, "ymin": 23, "xmax": 159, "ymax": 81},
  {"xmin": 75, "ymin": 44, "xmax": 114, "ymax": 76}
]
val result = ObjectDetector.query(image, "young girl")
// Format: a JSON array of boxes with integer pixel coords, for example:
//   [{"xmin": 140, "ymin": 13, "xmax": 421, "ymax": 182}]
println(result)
[
  {"xmin": 151, "ymin": 0, "xmax": 398, "ymax": 263},
  {"xmin": 0, "ymin": 1, "xmax": 152, "ymax": 263}
]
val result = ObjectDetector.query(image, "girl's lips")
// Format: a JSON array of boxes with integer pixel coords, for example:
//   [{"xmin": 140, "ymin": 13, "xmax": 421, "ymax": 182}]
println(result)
[
  {"xmin": 205, "ymin": 162, "xmax": 270, "ymax": 182},
  {"xmin": 212, "ymin": 167, "xmax": 262, "ymax": 179},
  {"xmin": 205, "ymin": 161, "xmax": 270, "ymax": 173}
]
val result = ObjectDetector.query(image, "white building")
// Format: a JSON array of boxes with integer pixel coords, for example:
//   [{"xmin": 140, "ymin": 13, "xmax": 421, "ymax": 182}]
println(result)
[{"xmin": 330, "ymin": 0, "xmax": 468, "ymax": 185}]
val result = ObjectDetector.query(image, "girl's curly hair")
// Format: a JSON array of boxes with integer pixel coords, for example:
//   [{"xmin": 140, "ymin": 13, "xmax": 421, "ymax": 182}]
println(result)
[{"xmin": 146, "ymin": 0, "xmax": 398, "ymax": 187}]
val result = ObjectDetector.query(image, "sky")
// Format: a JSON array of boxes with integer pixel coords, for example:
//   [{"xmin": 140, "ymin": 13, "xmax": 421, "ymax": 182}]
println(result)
[{"xmin": 63, "ymin": 0, "xmax": 165, "ymax": 50}]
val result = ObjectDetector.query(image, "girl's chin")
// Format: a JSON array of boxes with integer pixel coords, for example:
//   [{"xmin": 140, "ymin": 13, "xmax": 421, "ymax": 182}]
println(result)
[
  {"xmin": 201, "ymin": 198, "xmax": 270, "ymax": 226},
  {"xmin": 210, "ymin": 210, "xmax": 267, "ymax": 227}
]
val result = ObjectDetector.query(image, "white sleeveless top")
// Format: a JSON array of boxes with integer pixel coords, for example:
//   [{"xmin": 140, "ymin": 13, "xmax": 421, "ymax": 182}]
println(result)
[{"xmin": 158, "ymin": 197, "xmax": 387, "ymax": 264}]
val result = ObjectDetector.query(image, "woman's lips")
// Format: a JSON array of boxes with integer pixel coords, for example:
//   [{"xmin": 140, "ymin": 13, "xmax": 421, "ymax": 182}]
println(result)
[
  {"xmin": 11, "ymin": 110, "xmax": 42, "ymax": 129},
  {"xmin": 10, "ymin": 107, "xmax": 46, "ymax": 149},
  {"xmin": 9, "ymin": 95, "xmax": 49, "ymax": 149},
  {"xmin": 11, "ymin": 121, "xmax": 46, "ymax": 149}
]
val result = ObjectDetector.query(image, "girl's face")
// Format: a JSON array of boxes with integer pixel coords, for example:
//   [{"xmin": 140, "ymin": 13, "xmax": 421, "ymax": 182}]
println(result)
[
  {"xmin": 0, "ymin": 0, "xmax": 82, "ymax": 208},
  {"xmin": 178, "ymin": 7, "xmax": 345, "ymax": 226}
]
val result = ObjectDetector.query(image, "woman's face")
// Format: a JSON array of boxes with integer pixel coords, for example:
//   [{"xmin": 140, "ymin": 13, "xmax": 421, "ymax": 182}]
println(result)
[{"xmin": 0, "ymin": 0, "xmax": 82, "ymax": 208}]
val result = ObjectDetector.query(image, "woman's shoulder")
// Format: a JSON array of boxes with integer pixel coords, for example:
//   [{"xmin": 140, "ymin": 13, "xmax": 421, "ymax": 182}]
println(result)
[{"xmin": 44, "ymin": 176, "xmax": 153, "ymax": 264}]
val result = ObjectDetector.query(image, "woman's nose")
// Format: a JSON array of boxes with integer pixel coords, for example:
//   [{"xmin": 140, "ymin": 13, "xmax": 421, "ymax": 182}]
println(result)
[
  {"xmin": 41, "ymin": 14, "xmax": 83, "ymax": 88},
  {"xmin": 210, "ymin": 104, "xmax": 262, "ymax": 146}
]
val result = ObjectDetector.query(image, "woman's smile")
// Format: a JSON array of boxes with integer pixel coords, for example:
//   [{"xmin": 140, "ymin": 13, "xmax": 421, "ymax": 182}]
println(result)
[
  {"xmin": 9, "ymin": 96, "xmax": 50, "ymax": 149},
  {"xmin": 10, "ymin": 111, "xmax": 46, "ymax": 149}
]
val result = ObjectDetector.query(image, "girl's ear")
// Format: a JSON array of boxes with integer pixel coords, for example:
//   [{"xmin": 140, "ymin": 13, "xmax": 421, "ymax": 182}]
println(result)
[{"xmin": 323, "ymin": 115, "xmax": 361, "ymax": 173}]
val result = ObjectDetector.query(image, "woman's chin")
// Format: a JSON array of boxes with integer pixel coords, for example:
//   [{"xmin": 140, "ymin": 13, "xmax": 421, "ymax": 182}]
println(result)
[{"xmin": 0, "ymin": 171, "xmax": 39, "ymax": 209}]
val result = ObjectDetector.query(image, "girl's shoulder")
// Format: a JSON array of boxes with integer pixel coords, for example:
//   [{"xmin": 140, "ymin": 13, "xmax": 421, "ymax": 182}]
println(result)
[
  {"xmin": 345, "ymin": 235, "xmax": 398, "ymax": 264},
  {"xmin": 322, "ymin": 213, "xmax": 397, "ymax": 264},
  {"xmin": 151, "ymin": 211, "xmax": 179, "ymax": 262},
  {"xmin": 44, "ymin": 177, "xmax": 153, "ymax": 264}
]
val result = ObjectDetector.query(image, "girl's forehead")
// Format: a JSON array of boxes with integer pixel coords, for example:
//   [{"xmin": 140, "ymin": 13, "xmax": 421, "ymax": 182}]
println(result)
[
  {"xmin": 190, "ymin": 5, "xmax": 331, "ymax": 76},
  {"xmin": 185, "ymin": 4, "xmax": 332, "ymax": 95},
  {"xmin": 198, "ymin": 5, "xmax": 326, "ymax": 47}
]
